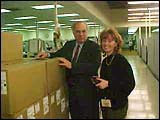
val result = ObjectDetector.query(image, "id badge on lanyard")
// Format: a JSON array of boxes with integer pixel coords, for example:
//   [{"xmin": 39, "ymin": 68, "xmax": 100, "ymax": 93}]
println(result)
[{"xmin": 101, "ymin": 97, "xmax": 111, "ymax": 108}]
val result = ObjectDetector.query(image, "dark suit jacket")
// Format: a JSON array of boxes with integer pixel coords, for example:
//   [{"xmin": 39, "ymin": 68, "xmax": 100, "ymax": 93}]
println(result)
[{"xmin": 50, "ymin": 39, "xmax": 101, "ymax": 100}]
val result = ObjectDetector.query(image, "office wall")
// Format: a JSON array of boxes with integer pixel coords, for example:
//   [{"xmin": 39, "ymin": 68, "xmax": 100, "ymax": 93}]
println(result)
[
  {"xmin": 147, "ymin": 32, "xmax": 159, "ymax": 80},
  {"xmin": 135, "ymin": 27, "xmax": 159, "ymax": 80},
  {"xmin": 19, "ymin": 27, "xmax": 104, "ymax": 42}
]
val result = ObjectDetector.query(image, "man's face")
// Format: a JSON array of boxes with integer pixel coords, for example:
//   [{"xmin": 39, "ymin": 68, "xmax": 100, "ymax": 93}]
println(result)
[{"xmin": 73, "ymin": 23, "xmax": 88, "ymax": 43}]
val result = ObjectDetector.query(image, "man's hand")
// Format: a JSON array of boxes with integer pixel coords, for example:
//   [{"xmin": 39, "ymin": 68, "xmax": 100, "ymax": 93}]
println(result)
[
  {"xmin": 58, "ymin": 58, "xmax": 72, "ymax": 69},
  {"xmin": 95, "ymin": 77, "xmax": 109, "ymax": 89},
  {"xmin": 36, "ymin": 52, "xmax": 48, "ymax": 59}
]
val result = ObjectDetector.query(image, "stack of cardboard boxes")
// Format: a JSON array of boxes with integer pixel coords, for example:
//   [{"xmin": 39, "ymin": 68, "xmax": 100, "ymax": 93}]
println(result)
[
  {"xmin": 1, "ymin": 32, "xmax": 69, "ymax": 119},
  {"xmin": 46, "ymin": 59, "xmax": 69, "ymax": 119}
]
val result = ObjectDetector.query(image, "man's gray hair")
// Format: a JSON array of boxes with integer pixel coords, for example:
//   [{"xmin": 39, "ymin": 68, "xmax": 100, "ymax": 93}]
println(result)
[{"xmin": 71, "ymin": 21, "xmax": 88, "ymax": 31}]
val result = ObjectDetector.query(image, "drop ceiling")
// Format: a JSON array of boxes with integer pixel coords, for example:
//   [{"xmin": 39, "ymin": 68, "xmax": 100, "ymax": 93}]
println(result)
[
  {"xmin": 1, "ymin": 1, "xmax": 105, "ymax": 29},
  {"xmin": 1, "ymin": 1, "xmax": 159, "ymax": 34}
]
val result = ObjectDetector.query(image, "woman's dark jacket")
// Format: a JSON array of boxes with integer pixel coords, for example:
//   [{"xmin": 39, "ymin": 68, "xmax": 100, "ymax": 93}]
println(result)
[{"xmin": 100, "ymin": 53, "xmax": 135, "ymax": 109}]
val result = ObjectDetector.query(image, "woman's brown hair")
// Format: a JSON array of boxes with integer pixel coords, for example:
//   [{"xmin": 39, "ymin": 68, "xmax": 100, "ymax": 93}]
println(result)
[{"xmin": 100, "ymin": 27, "xmax": 123, "ymax": 54}]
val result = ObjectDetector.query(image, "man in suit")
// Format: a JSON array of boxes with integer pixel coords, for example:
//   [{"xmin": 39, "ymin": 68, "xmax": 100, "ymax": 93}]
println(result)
[{"xmin": 36, "ymin": 22, "xmax": 101, "ymax": 119}]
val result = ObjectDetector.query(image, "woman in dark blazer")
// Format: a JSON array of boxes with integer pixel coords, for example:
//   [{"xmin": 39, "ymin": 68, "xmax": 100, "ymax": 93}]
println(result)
[{"xmin": 94, "ymin": 28, "xmax": 135, "ymax": 119}]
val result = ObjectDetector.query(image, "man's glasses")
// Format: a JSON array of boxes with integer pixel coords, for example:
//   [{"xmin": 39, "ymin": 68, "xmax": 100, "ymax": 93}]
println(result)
[{"xmin": 75, "ymin": 30, "xmax": 87, "ymax": 34}]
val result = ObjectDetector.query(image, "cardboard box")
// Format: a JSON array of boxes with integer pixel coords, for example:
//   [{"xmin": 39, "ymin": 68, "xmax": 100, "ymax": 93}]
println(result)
[
  {"xmin": 1, "ymin": 59, "xmax": 24, "ymax": 66},
  {"xmin": 1, "ymin": 32, "xmax": 23, "ymax": 62},
  {"xmin": 49, "ymin": 86, "xmax": 69, "ymax": 119},
  {"xmin": 1, "ymin": 96, "xmax": 50, "ymax": 119},
  {"xmin": 46, "ymin": 58, "xmax": 66, "ymax": 94},
  {"xmin": 1, "ymin": 58, "xmax": 34, "ymax": 66},
  {"xmin": 1, "ymin": 107, "xmax": 27, "ymax": 119},
  {"xmin": 1, "ymin": 60, "xmax": 47, "ymax": 115},
  {"xmin": 58, "ymin": 86, "xmax": 69, "ymax": 119},
  {"xmin": 25, "ymin": 96, "xmax": 51, "ymax": 119},
  {"xmin": 38, "ymin": 96, "xmax": 51, "ymax": 119}
]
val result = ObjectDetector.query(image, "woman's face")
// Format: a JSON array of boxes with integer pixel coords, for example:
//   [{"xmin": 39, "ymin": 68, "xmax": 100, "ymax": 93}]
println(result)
[{"xmin": 101, "ymin": 34, "xmax": 117, "ymax": 55}]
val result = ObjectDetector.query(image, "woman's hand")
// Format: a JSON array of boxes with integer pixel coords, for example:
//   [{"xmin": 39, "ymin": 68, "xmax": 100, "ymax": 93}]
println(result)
[{"xmin": 95, "ymin": 77, "xmax": 109, "ymax": 89}]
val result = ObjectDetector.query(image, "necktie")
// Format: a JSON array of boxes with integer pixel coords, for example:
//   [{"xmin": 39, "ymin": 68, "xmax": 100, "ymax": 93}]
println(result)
[{"xmin": 72, "ymin": 44, "xmax": 80, "ymax": 63}]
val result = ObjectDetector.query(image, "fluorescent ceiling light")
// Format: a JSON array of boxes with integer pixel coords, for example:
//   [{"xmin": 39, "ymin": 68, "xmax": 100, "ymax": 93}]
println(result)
[
  {"xmin": 128, "ymin": 12, "xmax": 159, "ymax": 16},
  {"xmin": 128, "ymin": 19, "xmax": 159, "ymax": 22},
  {"xmin": 23, "ymin": 26, "xmax": 36, "ymax": 28},
  {"xmin": 1, "ymin": 30, "xmax": 8, "ymax": 32},
  {"xmin": 27, "ymin": 30, "xmax": 36, "ymax": 32},
  {"xmin": 1, "ymin": 27, "xmax": 13, "ymax": 29},
  {"xmin": 48, "ymin": 29, "xmax": 53, "ymax": 31},
  {"xmin": 5, "ymin": 23, "xmax": 23, "ymax": 26},
  {"xmin": 86, "ymin": 22, "xmax": 96, "ymax": 24},
  {"xmin": 12, "ymin": 31, "xmax": 19, "ymax": 33},
  {"xmin": 70, "ymin": 19, "xmax": 89, "ymax": 22},
  {"xmin": 15, "ymin": 29, "xmax": 27, "ymax": 31},
  {"xmin": 32, "ymin": 4, "xmax": 64, "ymax": 9},
  {"xmin": 148, "ymin": 7, "xmax": 159, "ymax": 10},
  {"xmin": 128, "ymin": 32, "xmax": 134, "ymax": 35},
  {"xmin": 88, "ymin": 24, "xmax": 100, "ymax": 27},
  {"xmin": 60, "ymin": 24, "xmax": 66, "ymax": 26},
  {"xmin": 14, "ymin": 16, "xmax": 37, "ymax": 20},
  {"xmin": 128, "ymin": 7, "xmax": 159, "ymax": 11},
  {"xmin": 128, "ymin": 19, "xmax": 143, "ymax": 22},
  {"xmin": 128, "ymin": 1, "xmax": 159, "ymax": 4},
  {"xmin": 57, "ymin": 13, "xmax": 79, "ymax": 17},
  {"xmin": 38, "ymin": 28, "xmax": 48, "ymax": 29},
  {"xmin": 152, "ymin": 28, "xmax": 159, "ymax": 32},
  {"xmin": 128, "ymin": 8, "xmax": 148, "ymax": 11},
  {"xmin": 128, "ymin": 16, "xmax": 159, "ymax": 19},
  {"xmin": 1, "ymin": 9, "xmax": 11, "ymax": 13},
  {"xmin": 50, "ymin": 24, "xmax": 65, "ymax": 26},
  {"xmin": 128, "ymin": 27, "xmax": 138, "ymax": 33},
  {"xmin": 36, "ymin": 21, "xmax": 53, "ymax": 24}
]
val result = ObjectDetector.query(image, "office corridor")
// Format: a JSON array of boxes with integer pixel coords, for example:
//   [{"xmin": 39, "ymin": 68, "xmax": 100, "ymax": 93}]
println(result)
[
  {"xmin": 69, "ymin": 50, "xmax": 159, "ymax": 119},
  {"xmin": 123, "ymin": 52, "xmax": 159, "ymax": 119}
]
